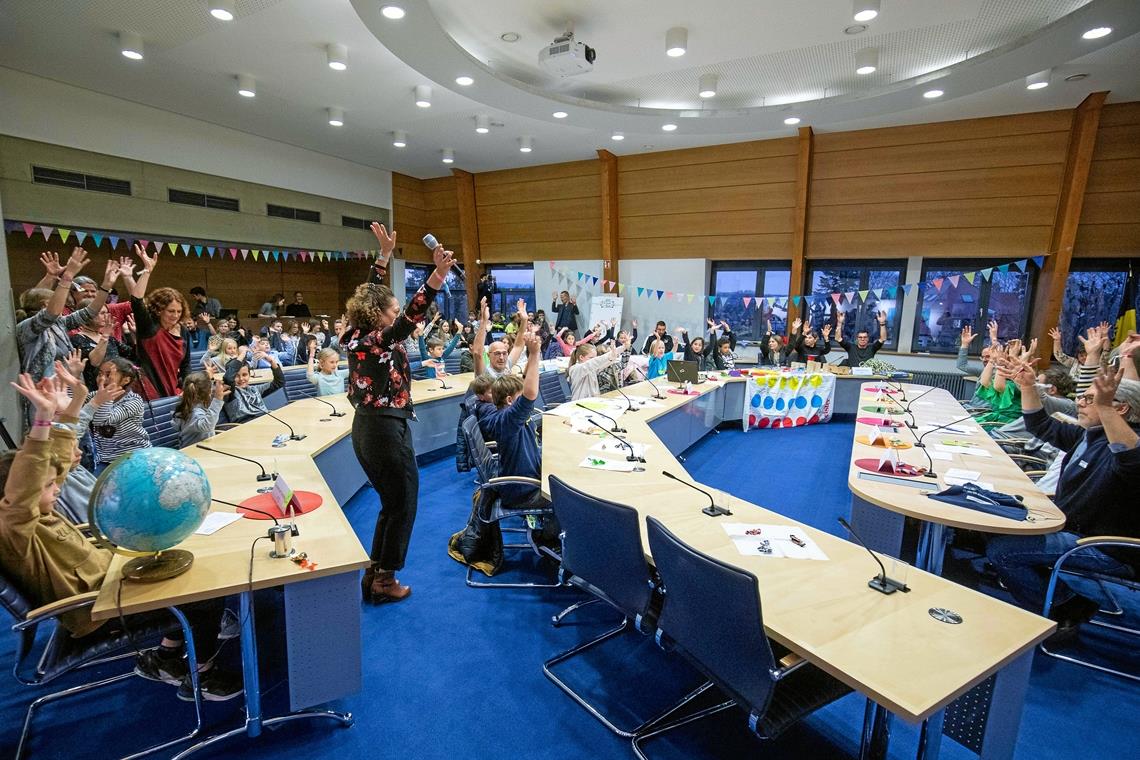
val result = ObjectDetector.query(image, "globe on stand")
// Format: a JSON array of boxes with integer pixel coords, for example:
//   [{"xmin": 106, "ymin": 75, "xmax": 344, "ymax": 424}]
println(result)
[{"xmin": 91, "ymin": 448, "xmax": 212, "ymax": 582}]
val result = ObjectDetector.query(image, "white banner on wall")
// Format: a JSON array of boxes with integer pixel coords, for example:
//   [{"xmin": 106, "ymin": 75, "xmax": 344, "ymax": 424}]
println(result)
[{"xmin": 587, "ymin": 295, "xmax": 624, "ymax": 330}]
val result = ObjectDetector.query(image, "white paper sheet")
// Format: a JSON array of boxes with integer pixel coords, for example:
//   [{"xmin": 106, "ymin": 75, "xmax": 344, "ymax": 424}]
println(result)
[
  {"xmin": 195, "ymin": 512, "xmax": 244, "ymax": 535},
  {"xmin": 721, "ymin": 523, "xmax": 829, "ymax": 561},
  {"xmin": 590, "ymin": 439, "xmax": 650, "ymax": 458},
  {"xmin": 944, "ymin": 468, "xmax": 981, "ymax": 481},
  {"xmin": 934, "ymin": 444, "xmax": 992, "ymax": 457},
  {"xmin": 578, "ymin": 456, "xmax": 637, "ymax": 473},
  {"xmin": 928, "ymin": 450, "xmax": 953, "ymax": 461}
]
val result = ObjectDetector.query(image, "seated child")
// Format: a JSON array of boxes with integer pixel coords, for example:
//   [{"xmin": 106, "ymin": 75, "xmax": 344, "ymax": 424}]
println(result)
[
  {"xmin": 417, "ymin": 333, "xmax": 461, "ymax": 379},
  {"xmin": 307, "ymin": 347, "xmax": 350, "ymax": 396},
  {"xmin": 171, "ymin": 369, "xmax": 227, "ymax": 447},
  {"xmin": 568, "ymin": 341, "xmax": 624, "ymax": 400},
  {"xmin": 84, "ymin": 358, "xmax": 151, "ymax": 474},
  {"xmin": 223, "ymin": 355, "xmax": 284, "ymax": 423}
]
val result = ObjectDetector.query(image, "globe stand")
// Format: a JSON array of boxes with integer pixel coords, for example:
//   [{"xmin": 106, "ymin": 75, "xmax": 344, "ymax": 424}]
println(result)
[{"xmin": 123, "ymin": 550, "xmax": 195, "ymax": 582}]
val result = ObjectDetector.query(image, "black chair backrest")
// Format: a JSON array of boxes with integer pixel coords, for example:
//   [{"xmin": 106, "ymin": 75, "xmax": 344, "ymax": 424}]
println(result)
[
  {"xmin": 646, "ymin": 516, "xmax": 777, "ymax": 716},
  {"xmin": 142, "ymin": 396, "xmax": 182, "ymax": 450},
  {"xmin": 461, "ymin": 414, "xmax": 499, "ymax": 483},
  {"xmin": 444, "ymin": 353, "xmax": 464, "ymax": 374},
  {"xmin": 549, "ymin": 476, "xmax": 654, "ymax": 619},
  {"xmin": 539, "ymin": 371, "xmax": 567, "ymax": 407},
  {"xmin": 0, "ymin": 565, "xmax": 33, "ymax": 623},
  {"xmin": 282, "ymin": 365, "xmax": 318, "ymax": 401}
]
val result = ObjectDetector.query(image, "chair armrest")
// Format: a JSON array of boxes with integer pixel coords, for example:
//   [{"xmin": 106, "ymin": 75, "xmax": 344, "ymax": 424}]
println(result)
[
  {"xmin": 771, "ymin": 651, "xmax": 809, "ymax": 681},
  {"xmin": 1076, "ymin": 536, "xmax": 1140, "ymax": 548},
  {"xmin": 485, "ymin": 476, "xmax": 543, "ymax": 488},
  {"xmin": 14, "ymin": 591, "xmax": 100, "ymax": 631}
]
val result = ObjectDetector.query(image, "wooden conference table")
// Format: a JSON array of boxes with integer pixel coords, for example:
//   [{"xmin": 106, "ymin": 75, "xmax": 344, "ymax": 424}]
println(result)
[
  {"xmin": 542, "ymin": 376, "xmax": 1054, "ymax": 760},
  {"xmin": 91, "ymin": 374, "xmax": 474, "ymax": 758}
]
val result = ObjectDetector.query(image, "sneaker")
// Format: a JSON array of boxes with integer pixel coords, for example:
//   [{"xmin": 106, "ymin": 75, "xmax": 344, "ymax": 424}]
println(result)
[
  {"xmin": 177, "ymin": 668, "xmax": 244, "ymax": 702},
  {"xmin": 217, "ymin": 608, "xmax": 240, "ymax": 640},
  {"xmin": 134, "ymin": 649, "xmax": 188, "ymax": 686}
]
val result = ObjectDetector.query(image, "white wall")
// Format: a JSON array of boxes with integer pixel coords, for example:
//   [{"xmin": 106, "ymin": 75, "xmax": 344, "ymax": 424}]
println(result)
[
  {"xmin": 619, "ymin": 259, "xmax": 711, "ymax": 339},
  {"xmin": 533, "ymin": 259, "xmax": 604, "ymax": 332},
  {"xmin": 0, "ymin": 189, "xmax": 19, "ymax": 435},
  {"xmin": 0, "ymin": 68, "xmax": 391, "ymax": 209}
]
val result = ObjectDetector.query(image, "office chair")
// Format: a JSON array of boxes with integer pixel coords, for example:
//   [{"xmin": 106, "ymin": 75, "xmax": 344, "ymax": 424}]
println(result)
[
  {"xmin": 636, "ymin": 516, "xmax": 852, "ymax": 760},
  {"xmin": 539, "ymin": 371, "xmax": 569, "ymax": 409},
  {"xmin": 544, "ymin": 476, "xmax": 671, "ymax": 737},
  {"xmin": 1, "ymin": 568, "xmax": 206, "ymax": 758},
  {"xmin": 1041, "ymin": 537, "xmax": 1140, "ymax": 682},
  {"xmin": 458, "ymin": 415, "xmax": 562, "ymax": 589},
  {"xmin": 140, "ymin": 396, "xmax": 183, "ymax": 449},
  {"xmin": 281, "ymin": 365, "xmax": 319, "ymax": 402}
]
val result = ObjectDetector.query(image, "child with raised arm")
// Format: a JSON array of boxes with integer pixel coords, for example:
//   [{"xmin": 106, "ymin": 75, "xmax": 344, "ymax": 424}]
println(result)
[
  {"xmin": 222, "ymin": 354, "xmax": 284, "ymax": 423},
  {"xmin": 480, "ymin": 333, "xmax": 545, "ymax": 508},
  {"xmin": 308, "ymin": 347, "xmax": 350, "ymax": 395},
  {"xmin": 568, "ymin": 337, "xmax": 626, "ymax": 401},
  {"xmin": 646, "ymin": 339, "xmax": 679, "ymax": 380},
  {"xmin": 417, "ymin": 326, "xmax": 462, "ymax": 379},
  {"xmin": 85, "ymin": 358, "xmax": 151, "ymax": 474},
  {"xmin": 171, "ymin": 368, "xmax": 227, "ymax": 447}
]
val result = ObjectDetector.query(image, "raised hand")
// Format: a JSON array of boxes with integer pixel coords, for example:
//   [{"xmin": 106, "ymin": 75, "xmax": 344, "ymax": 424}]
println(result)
[
  {"xmin": 792, "ymin": 317, "xmax": 802, "ymax": 332},
  {"xmin": 1119, "ymin": 332, "xmax": 1140, "ymax": 358},
  {"xmin": 92, "ymin": 375, "xmax": 124, "ymax": 408},
  {"xmin": 987, "ymin": 319, "xmax": 999, "ymax": 342},
  {"xmin": 432, "ymin": 247, "xmax": 456, "ymax": 278},
  {"xmin": 996, "ymin": 355, "xmax": 1038, "ymax": 388},
  {"xmin": 134, "ymin": 243, "xmax": 157, "ymax": 272},
  {"xmin": 369, "ymin": 222, "xmax": 397, "ymax": 258},
  {"xmin": 960, "ymin": 325, "xmax": 975, "ymax": 348},
  {"xmin": 822, "ymin": 323, "xmax": 832, "ymax": 338},
  {"xmin": 39, "ymin": 251, "xmax": 64, "ymax": 277},
  {"xmin": 117, "ymin": 256, "xmax": 137, "ymax": 279},
  {"xmin": 63, "ymin": 247, "xmax": 90, "ymax": 277},
  {"xmin": 10, "ymin": 374, "xmax": 59, "ymax": 417},
  {"xmin": 1021, "ymin": 338, "xmax": 1038, "ymax": 361},
  {"xmin": 632, "ymin": 319, "xmax": 638, "ymax": 329},
  {"xmin": 102, "ymin": 257, "xmax": 121, "ymax": 289},
  {"xmin": 53, "ymin": 360, "xmax": 85, "ymax": 395},
  {"xmin": 1078, "ymin": 327, "xmax": 1102, "ymax": 359},
  {"xmin": 707, "ymin": 318, "xmax": 716, "ymax": 329},
  {"xmin": 551, "ymin": 290, "xmax": 558, "ymax": 301},
  {"xmin": 524, "ymin": 331, "xmax": 540, "ymax": 356},
  {"xmin": 1048, "ymin": 326, "xmax": 1061, "ymax": 344},
  {"xmin": 877, "ymin": 310, "xmax": 887, "ymax": 325},
  {"xmin": 64, "ymin": 348, "xmax": 85, "ymax": 378},
  {"xmin": 1091, "ymin": 366, "xmax": 1125, "ymax": 409},
  {"xmin": 517, "ymin": 298, "xmax": 527, "ymax": 317},
  {"xmin": 122, "ymin": 314, "xmax": 136, "ymax": 336}
]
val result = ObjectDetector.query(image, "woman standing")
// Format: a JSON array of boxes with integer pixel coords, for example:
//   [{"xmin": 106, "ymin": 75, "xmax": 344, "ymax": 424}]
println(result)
[
  {"xmin": 129, "ymin": 247, "xmax": 191, "ymax": 399},
  {"xmin": 344, "ymin": 223, "xmax": 454, "ymax": 603}
]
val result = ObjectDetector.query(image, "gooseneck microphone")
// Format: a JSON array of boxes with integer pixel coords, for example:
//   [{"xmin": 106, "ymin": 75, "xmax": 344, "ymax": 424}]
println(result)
[
  {"xmin": 614, "ymin": 384, "xmax": 637, "ymax": 412},
  {"xmin": 633, "ymin": 365, "xmax": 665, "ymax": 400},
  {"xmin": 837, "ymin": 517, "xmax": 909, "ymax": 595},
  {"xmin": 265, "ymin": 412, "xmax": 307, "ymax": 441},
  {"xmin": 663, "ymin": 471, "xmax": 731, "ymax": 517},
  {"xmin": 312, "ymin": 396, "xmax": 346, "ymax": 417},
  {"xmin": 196, "ymin": 445, "xmax": 277, "ymax": 482},
  {"xmin": 910, "ymin": 413, "xmax": 979, "ymax": 478},
  {"xmin": 588, "ymin": 419, "xmax": 644, "ymax": 462},
  {"xmin": 576, "ymin": 403, "xmax": 625, "ymax": 433}
]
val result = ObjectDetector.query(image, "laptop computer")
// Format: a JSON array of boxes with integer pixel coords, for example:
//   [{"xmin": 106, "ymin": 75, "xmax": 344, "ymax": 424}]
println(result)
[{"xmin": 666, "ymin": 359, "xmax": 699, "ymax": 385}]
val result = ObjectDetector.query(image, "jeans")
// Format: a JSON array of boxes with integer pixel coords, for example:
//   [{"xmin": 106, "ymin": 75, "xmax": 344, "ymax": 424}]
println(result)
[
  {"xmin": 352, "ymin": 413, "xmax": 419, "ymax": 571},
  {"xmin": 986, "ymin": 531, "xmax": 1131, "ymax": 613}
]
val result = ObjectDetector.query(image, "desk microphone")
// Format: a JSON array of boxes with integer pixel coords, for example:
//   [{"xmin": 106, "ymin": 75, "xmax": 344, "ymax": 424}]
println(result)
[
  {"xmin": 425, "ymin": 376, "xmax": 451, "ymax": 392},
  {"xmin": 312, "ymin": 396, "xmax": 346, "ymax": 417},
  {"xmin": 633, "ymin": 365, "xmax": 665, "ymax": 400},
  {"xmin": 196, "ymin": 445, "xmax": 277, "ymax": 482},
  {"xmin": 837, "ymin": 517, "xmax": 909, "ymax": 595},
  {"xmin": 576, "ymin": 403, "xmax": 625, "ymax": 433},
  {"xmin": 662, "ymin": 471, "xmax": 731, "ymax": 517},
  {"xmin": 910, "ymin": 413, "xmax": 978, "ymax": 478},
  {"xmin": 265, "ymin": 412, "xmax": 307, "ymax": 441},
  {"xmin": 588, "ymin": 419, "xmax": 644, "ymax": 462},
  {"xmin": 900, "ymin": 386, "xmax": 936, "ymax": 415},
  {"xmin": 614, "ymin": 384, "xmax": 637, "ymax": 412}
]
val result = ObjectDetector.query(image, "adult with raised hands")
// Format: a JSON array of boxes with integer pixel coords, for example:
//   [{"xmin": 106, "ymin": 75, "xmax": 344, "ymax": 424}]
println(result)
[
  {"xmin": 345, "ymin": 223, "xmax": 454, "ymax": 605},
  {"xmin": 986, "ymin": 356, "xmax": 1140, "ymax": 643},
  {"xmin": 127, "ymin": 245, "xmax": 191, "ymax": 400}
]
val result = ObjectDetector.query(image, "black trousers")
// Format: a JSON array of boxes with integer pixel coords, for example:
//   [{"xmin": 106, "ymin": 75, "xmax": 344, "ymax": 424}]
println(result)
[{"xmin": 352, "ymin": 413, "xmax": 419, "ymax": 571}]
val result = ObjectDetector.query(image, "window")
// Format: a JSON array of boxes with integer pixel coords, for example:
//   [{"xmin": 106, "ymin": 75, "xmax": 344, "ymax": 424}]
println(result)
[
  {"xmin": 709, "ymin": 261, "xmax": 791, "ymax": 341},
  {"xmin": 341, "ymin": 215, "xmax": 368, "ymax": 229},
  {"xmin": 911, "ymin": 259, "xmax": 1035, "ymax": 354},
  {"xmin": 267, "ymin": 203, "xmax": 321, "ymax": 223},
  {"xmin": 403, "ymin": 264, "xmax": 468, "ymax": 322},
  {"xmin": 32, "ymin": 166, "xmax": 131, "ymax": 196},
  {"xmin": 1059, "ymin": 261, "xmax": 1134, "ymax": 356},
  {"xmin": 807, "ymin": 262, "xmax": 905, "ymax": 350},
  {"xmin": 168, "ymin": 188, "xmax": 240, "ymax": 212},
  {"xmin": 488, "ymin": 266, "xmax": 536, "ymax": 316}
]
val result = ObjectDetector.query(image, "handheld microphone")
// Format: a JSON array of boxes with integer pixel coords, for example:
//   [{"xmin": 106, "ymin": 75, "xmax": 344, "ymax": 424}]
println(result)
[
  {"xmin": 196, "ymin": 445, "xmax": 277, "ymax": 482},
  {"xmin": 576, "ymin": 402, "xmax": 625, "ymax": 433},
  {"xmin": 312, "ymin": 395, "xmax": 346, "ymax": 417},
  {"xmin": 423, "ymin": 232, "xmax": 464, "ymax": 279},
  {"xmin": 837, "ymin": 517, "xmax": 909, "ymax": 595},
  {"xmin": 662, "ymin": 470, "xmax": 731, "ymax": 517},
  {"xmin": 265, "ymin": 412, "xmax": 306, "ymax": 441},
  {"xmin": 911, "ymin": 413, "xmax": 979, "ymax": 479},
  {"xmin": 588, "ymin": 419, "xmax": 644, "ymax": 462},
  {"xmin": 633, "ymin": 365, "xmax": 665, "ymax": 399}
]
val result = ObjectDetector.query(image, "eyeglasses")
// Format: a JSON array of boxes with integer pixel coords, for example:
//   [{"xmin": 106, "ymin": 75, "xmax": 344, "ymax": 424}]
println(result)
[
  {"xmin": 1076, "ymin": 394, "xmax": 1123, "ymax": 406},
  {"xmin": 489, "ymin": 350, "xmax": 508, "ymax": 356}
]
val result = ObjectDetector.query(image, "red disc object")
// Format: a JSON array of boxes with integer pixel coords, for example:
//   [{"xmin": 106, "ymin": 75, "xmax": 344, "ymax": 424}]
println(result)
[
  {"xmin": 238, "ymin": 490, "xmax": 324, "ymax": 520},
  {"xmin": 853, "ymin": 458, "xmax": 921, "ymax": 478},
  {"xmin": 862, "ymin": 386, "xmax": 899, "ymax": 394},
  {"xmin": 757, "ymin": 417, "xmax": 770, "ymax": 428},
  {"xmin": 856, "ymin": 416, "xmax": 900, "ymax": 427}
]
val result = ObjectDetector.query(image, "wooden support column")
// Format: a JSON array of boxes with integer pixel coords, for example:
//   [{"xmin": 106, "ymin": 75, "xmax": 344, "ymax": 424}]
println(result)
[
  {"xmin": 597, "ymin": 150, "xmax": 620, "ymax": 291},
  {"xmin": 452, "ymin": 169, "xmax": 481, "ymax": 308},
  {"xmin": 1030, "ymin": 91, "xmax": 1107, "ymax": 360},
  {"xmin": 788, "ymin": 126, "xmax": 814, "ymax": 334}
]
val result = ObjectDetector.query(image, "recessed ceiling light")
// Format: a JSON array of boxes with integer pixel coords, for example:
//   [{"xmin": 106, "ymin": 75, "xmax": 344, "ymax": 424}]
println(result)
[
  {"xmin": 698, "ymin": 73, "xmax": 717, "ymax": 99},
  {"xmin": 552, "ymin": 111, "xmax": 568, "ymax": 119},
  {"xmin": 855, "ymin": 47, "xmax": 878, "ymax": 75},
  {"xmin": 442, "ymin": 148, "xmax": 455, "ymax": 164},
  {"xmin": 1065, "ymin": 73, "xmax": 1089, "ymax": 82},
  {"xmin": 208, "ymin": 1, "xmax": 235, "ymax": 21},
  {"xmin": 852, "ymin": 1, "xmax": 880, "ymax": 22},
  {"xmin": 414, "ymin": 84, "xmax": 431, "ymax": 108},
  {"xmin": 845, "ymin": 24, "xmax": 868, "ymax": 35},
  {"xmin": 380, "ymin": 5, "xmax": 405, "ymax": 20},
  {"xmin": 500, "ymin": 32, "xmax": 520, "ymax": 43},
  {"xmin": 326, "ymin": 43, "xmax": 348, "ymax": 71},
  {"xmin": 1082, "ymin": 27, "xmax": 1112, "ymax": 40},
  {"xmin": 392, "ymin": 130, "xmax": 407, "ymax": 148},
  {"xmin": 611, "ymin": 132, "xmax": 625, "ymax": 141},
  {"xmin": 1026, "ymin": 69, "xmax": 1051, "ymax": 90},
  {"xmin": 784, "ymin": 117, "xmax": 801, "ymax": 125},
  {"xmin": 119, "ymin": 31, "xmax": 144, "ymax": 61},
  {"xmin": 519, "ymin": 136, "xmax": 533, "ymax": 153},
  {"xmin": 475, "ymin": 115, "xmax": 490, "ymax": 134},
  {"xmin": 661, "ymin": 123, "xmax": 678, "ymax": 131},
  {"xmin": 665, "ymin": 27, "xmax": 687, "ymax": 57},
  {"xmin": 237, "ymin": 74, "xmax": 256, "ymax": 97},
  {"xmin": 455, "ymin": 75, "xmax": 474, "ymax": 86},
  {"xmin": 923, "ymin": 89, "xmax": 944, "ymax": 99},
  {"xmin": 327, "ymin": 107, "xmax": 344, "ymax": 127}
]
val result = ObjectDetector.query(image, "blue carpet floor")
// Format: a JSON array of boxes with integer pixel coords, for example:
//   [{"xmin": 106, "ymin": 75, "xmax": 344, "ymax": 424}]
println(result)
[{"xmin": 3, "ymin": 421, "xmax": 1138, "ymax": 759}]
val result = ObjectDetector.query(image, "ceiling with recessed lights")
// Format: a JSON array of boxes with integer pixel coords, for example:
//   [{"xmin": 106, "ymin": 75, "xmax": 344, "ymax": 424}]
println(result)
[{"xmin": 0, "ymin": 0, "xmax": 1137, "ymax": 180}]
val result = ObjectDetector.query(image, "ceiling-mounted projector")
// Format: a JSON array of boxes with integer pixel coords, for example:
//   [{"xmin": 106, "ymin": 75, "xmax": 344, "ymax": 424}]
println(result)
[{"xmin": 538, "ymin": 32, "xmax": 595, "ymax": 77}]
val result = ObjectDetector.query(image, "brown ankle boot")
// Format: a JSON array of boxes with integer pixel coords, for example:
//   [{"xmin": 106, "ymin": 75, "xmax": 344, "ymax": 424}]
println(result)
[{"xmin": 368, "ymin": 570, "xmax": 411, "ymax": 604}]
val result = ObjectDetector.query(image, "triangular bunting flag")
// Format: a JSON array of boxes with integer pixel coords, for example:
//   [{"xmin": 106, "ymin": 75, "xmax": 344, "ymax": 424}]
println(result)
[
  {"xmin": 980, "ymin": 268, "xmax": 992, "ymax": 281},
  {"xmin": 58, "ymin": 229, "xmax": 71, "ymax": 243},
  {"xmin": 708, "ymin": 296, "xmax": 717, "ymax": 306},
  {"xmin": 743, "ymin": 296, "xmax": 752, "ymax": 308},
  {"xmin": 948, "ymin": 275, "xmax": 960, "ymax": 288},
  {"xmin": 843, "ymin": 291, "xmax": 855, "ymax": 304},
  {"xmin": 964, "ymin": 272, "xmax": 976, "ymax": 285},
  {"xmin": 637, "ymin": 287, "xmax": 644, "ymax": 297},
  {"xmin": 207, "ymin": 246, "xmax": 216, "ymax": 257},
  {"xmin": 153, "ymin": 240, "xmax": 164, "ymax": 253},
  {"xmin": 687, "ymin": 294, "xmax": 695, "ymax": 303},
  {"xmin": 109, "ymin": 236, "xmax": 120, "ymax": 250},
  {"xmin": 618, "ymin": 283, "xmax": 625, "ymax": 295},
  {"xmin": 273, "ymin": 251, "xmax": 280, "ymax": 261},
  {"xmin": 167, "ymin": 242, "xmax": 178, "ymax": 254},
  {"xmin": 75, "ymin": 231, "xmax": 87, "ymax": 245},
  {"xmin": 831, "ymin": 293, "xmax": 842, "ymax": 304},
  {"xmin": 92, "ymin": 234, "xmax": 103, "ymax": 247},
  {"xmin": 181, "ymin": 243, "xmax": 191, "ymax": 255},
  {"xmin": 240, "ymin": 249, "xmax": 249, "ymax": 260},
  {"xmin": 792, "ymin": 296, "xmax": 801, "ymax": 306},
  {"xmin": 997, "ymin": 264, "xmax": 1009, "ymax": 273},
  {"xmin": 932, "ymin": 277, "xmax": 944, "ymax": 291},
  {"xmin": 591, "ymin": 276, "xmax": 599, "ymax": 286},
  {"xmin": 22, "ymin": 222, "xmax": 35, "ymax": 237},
  {"xmin": 41, "ymin": 225, "xmax": 54, "ymax": 240},
  {"xmin": 1013, "ymin": 259, "xmax": 1027, "ymax": 272},
  {"xmin": 656, "ymin": 290, "xmax": 664, "ymax": 300},
  {"xmin": 577, "ymin": 272, "xmax": 584, "ymax": 282},
  {"xmin": 194, "ymin": 245, "xmax": 203, "ymax": 257},
  {"xmin": 665, "ymin": 291, "xmax": 674, "ymax": 300},
  {"xmin": 138, "ymin": 239, "xmax": 150, "ymax": 252},
  {"xmin": 229, "ymin": 248, "xmax": 238, "ymax": 260},
  {"xmin": 858, "ymin": 289, "xmax": 869, "ymax": 302},
  {"xmin": 1032, "ymin": 255, "xmax": 1045, "ymax": 268},
  {"xmin": 549, "ymin": 261, "xmax": 555, "ymax": 270}
]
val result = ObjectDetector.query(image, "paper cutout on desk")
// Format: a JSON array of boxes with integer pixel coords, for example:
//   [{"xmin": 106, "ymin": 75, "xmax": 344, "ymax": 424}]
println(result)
[
  {"xmin": 944, "ymin": 468, "xmax": 981, "ymax": 482},
  {"xmin": 854, "ymin": 458, "xmax": 924, "ymax": 478},
  {"xmin": 934, "ymin": 444, "xmax": 991, "ymax": 458},
  {"xmin": 855, "ymin": 434, "xmax": 911, "ymax": 449},
  {"xmin": 194, "ymin": 512, "xmax": 244, "ymax": 535},
  {"xmin": 856, "ymin": 416, "xmax": 900, "ymax": 428},
  {"xmin": 590, "ymin": 440, "xmax": 650, "ymax": 458},
  {"xmin": 578, "ymin": 456, "xmax": 636, "ymax": 472},
  {"xmin": 722, "ymin": 523, "xmax": 828, "ymax": 561}
]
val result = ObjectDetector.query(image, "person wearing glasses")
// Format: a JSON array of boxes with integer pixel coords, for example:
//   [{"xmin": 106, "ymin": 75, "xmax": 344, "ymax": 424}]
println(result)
[
  {"xmin": 471, "ymin": 298, "xmax": 525, "ymax": 378},
  {"xmin": 986, "ymin": 357, "xmax": 1140, "ymax": 645}
]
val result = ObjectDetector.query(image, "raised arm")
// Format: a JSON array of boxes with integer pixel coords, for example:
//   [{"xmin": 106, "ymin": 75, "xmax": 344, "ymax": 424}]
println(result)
[
  {"xmin": 35, "ymin": 251, "xmax": 65, "ymax": 290},
  {"xmin": 366, "ymin": 222, "xmax": 396, "ymax": 285},
  {"xmin": 1092, "ymin": 367, "xmax": 1139, "ymax": 449},
  {"xmin": 522, "ymin": 332, "xmax": 541, "ymax": 401},
  {"xmin": 472, "ymin": 298, "xmax": 490, "ymax": 376},
  {"xmin": 508, "ymin": 298, "xmax": 528, "ymax": 367}
]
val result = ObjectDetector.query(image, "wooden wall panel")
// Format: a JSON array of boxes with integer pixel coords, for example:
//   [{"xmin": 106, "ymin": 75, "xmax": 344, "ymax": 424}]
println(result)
[
  {"xmin": 391, "ymin": 173, "xmax": 460, "ymax": 263},
  {"xmin": 806, "ymin": 227, "xmax": 1053, "ymax": 259},
  {"xmin": 1076, "ymin": 102, "xmax": 1140, "ymax": 258},
  {"xmin": 811, "ymin": 165, "xmax": 1063, "ymax": 206},
  {"xmin": 618, "ymin": 156, "xmax": 797, "ymax": 194}
]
